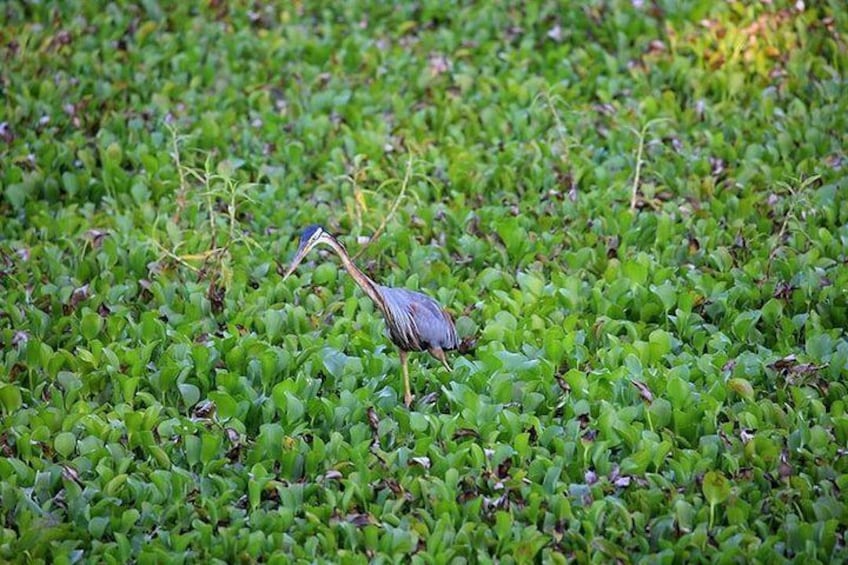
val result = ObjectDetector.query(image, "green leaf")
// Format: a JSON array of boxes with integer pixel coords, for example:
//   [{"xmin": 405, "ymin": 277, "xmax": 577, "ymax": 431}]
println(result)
[
  {"xmin": 185, "ymin": 435, "xmax": 201, "ymax": 466},
  {"xmin": 88, "ymin": 516, "xmax": 110, "ymax": 539},
  {"xmin": 264, "ymin": 309, "xmax": 285, "ymax": 340},
  {"xmin": 409, "ymin": 412, "xmax": 428, "ymax": 432},
  {"xmin": 321, "ymin": 348, "xmax": 348, "ymax": 378},
  {"xmin": 4, "ymin": 183, "xmax": 29, "ymax": 210},
  {"xmin": 624, "ymin": 354, "xmax": 642, "ymax": 378},
  {"xmin": 710, "ymin": 248, "xmax": 734, "ymax": 272},
  {"xmin": 312, "ymin": 262, "xmax": 337, "ymax": 286},
  {"xmin": 285, "ymin": 392, "xmax": 304, "ymax": 424},
  {"xmin": 121, "ymin": 509, "xmax": 140, "ymax": 532},
  {"xmin": 209, "ymin": 391, "xmax": 238, "ymax": 420},
  {"xmin": 728, "ymin": 378, "xmax": 754, "ymax": 401},
  {"xmin": 650, "ymin": 281, "xmax": 677, "ymax": 311},
  {"xmin": 702, "ymin": 471, "xmax": 731, "ymax": 506},
  {"xmin": 732, "ymin": 311, "xmax": 761, "ymax": 341},
  {"xmin": 494, "ymin": 511, "xmax": 512, "ymax": 540},
  {"xmin": 621, "ymin": 447, "xmax": 653, "ymax": 475},
  {"xmin": 130, "ymin": 181, "xmax": 151, "ymax": 204},
  {"xmin": 62, "ymin": 172, "xmax": 80, "ymax": 197},
  {"xmin": 543, "ymin": 466, "xmax": 562, "ymax": 495},
  {"xmin": 105, "ymin": 474, "xmax": 128, "ymax": 496},
  {"xmin": 54, "ymin": 432, "xmax": 76, "ymax": 458},
  {"xmin": 806, "ymin": 333, "xmax": 834, "ymax": 362},
  {"xmin": 272, "ymin": 381, "xmax": 291, "ymax": 412},
  {"xmin": 248, "ymin": 473, "xmax": 265, "ymax": 510},
  {"xmin": 80, "ymin": 312, "xmax": 103, "ymax": 340},
  {"xmin": 0, "ymin": 384, "xmax": 22, "ymax": 412},
  {"xmin": 178, "ymin": 383, "xmax": 200, "ymax": 408},
  {"xmin": 148, "ymin": 445, "xmax": 171, "ymax": 467},
  {"xmin": 674, "ymin": 499, "xmax": 694, "ymax": 533},
  {"xmin": 516, "ymin": 271, "xmax": 545, "ymax": 297},
  {"xmin": 648, "ymin": 330, "xmax": 672, "ymax": 355},
  {"xmin": 200, "ymin": 433, "xmax": 221, "ymax": 464},
  {"xmin": 104, "ymin": 142, "xmax": 123, "ymax": 164},
  {"xmin": 666, "ymin": 375, "xmax": 690, "ymax": 408},
  {"xmin": 761, "ymin": 298, "xmax": 783, "ymax": 327},
  {"xmin": 492, "ymin": 444, "xmax": 515, "ymax": 469}
]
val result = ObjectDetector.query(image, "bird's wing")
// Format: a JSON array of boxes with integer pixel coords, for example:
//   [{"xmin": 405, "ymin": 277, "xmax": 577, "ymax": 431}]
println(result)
[{"xmin": 381, "ymin": 287, "xmax": 458, "ymax": 351}]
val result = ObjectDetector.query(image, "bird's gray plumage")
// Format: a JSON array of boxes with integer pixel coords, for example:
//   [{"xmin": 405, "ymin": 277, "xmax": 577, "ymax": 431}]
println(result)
[{"xmin": 378, "ymin": 286, "xmax": 459, "ymax": 353}]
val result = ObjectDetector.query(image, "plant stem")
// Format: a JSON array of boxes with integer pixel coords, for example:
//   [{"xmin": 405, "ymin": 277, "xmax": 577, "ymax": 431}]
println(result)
[
  {"xmin": 352, "ymin": 154, "xmax": 414, "ymax": 261},
  {"xmin": 630, "ymin": 125, "xmax": 648, "ymax": 212},
  {"xmin": 629, "ymin": 118, "xmax": 669, "ymax": 212}
]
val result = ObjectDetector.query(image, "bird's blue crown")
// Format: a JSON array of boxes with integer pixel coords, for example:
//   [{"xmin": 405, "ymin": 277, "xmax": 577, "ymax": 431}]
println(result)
[{"xmin": 300, "ymin": 224, "xmax": 325, "ymax": 243}]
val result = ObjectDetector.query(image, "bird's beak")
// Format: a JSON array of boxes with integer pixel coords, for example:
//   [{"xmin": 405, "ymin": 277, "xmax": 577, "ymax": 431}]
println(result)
[{"xmin": 282, "ymin": 240, "xmax": 310, "ymax": 281}]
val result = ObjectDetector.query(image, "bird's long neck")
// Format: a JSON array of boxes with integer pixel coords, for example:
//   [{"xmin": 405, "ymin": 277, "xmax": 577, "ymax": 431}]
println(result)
[{"xmin": 324, "ymin": 237, "xmax": 389, "ymax": 316}]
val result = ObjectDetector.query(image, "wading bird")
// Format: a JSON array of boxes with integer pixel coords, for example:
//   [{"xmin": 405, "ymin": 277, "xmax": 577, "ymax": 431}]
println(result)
[{"xmin": 283, "ymin": 225, "xmax": 458, "ymax": 406}]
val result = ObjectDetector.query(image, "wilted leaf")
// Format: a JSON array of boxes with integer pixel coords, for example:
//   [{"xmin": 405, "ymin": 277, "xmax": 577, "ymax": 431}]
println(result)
[
  {"xmin": 207, "ymin": 280, "xmax": 225, "ymax": 314},
  {"xmin": 12, "ymin": 331, "xmax": 29, "ymax": 347},
  {"xmin": 727, "ymin": 378, "xmax": 754, "ymax": 401},
  {"xmin": 453, "ymin": 428, "xmax": 479, "ymax": 440},
  {"xmin": 193, "ymin": 399, "xmax": 216, "ymax": 419},
  {"xmin": 84, "ymin": 229, "xmax": 109, "ymax": 248},
  {"xmin": 61, "ymin": 465, "xmax": 82, "ymax": 486},
  {"xmin": 66, "ymin": 284, "xmax": 91, "ymax": 313},
  {"xmin": 346, "ymin": 513, "xmax": 375, "ymax": 527},
  {"xmin": 367, "ymin": 407, "xmax": 379, "ymax": 433},
  {"xmin": 630, "ymin": 379, "xmax": 653, "ymax": 403},
  {"xmin": 428, "ymin": 53, "xmax": 451, "ymax": 76},
  {"xmin": 547, "ymin": 24, "xmax": 563, "ymax": 42},
  {"xmin": 409, "ymin": 457, "xmax": 431, "ymax": 470},
  {"xmin": 322, "ymin": 470, "xmax": 343, "ymax": 481}
]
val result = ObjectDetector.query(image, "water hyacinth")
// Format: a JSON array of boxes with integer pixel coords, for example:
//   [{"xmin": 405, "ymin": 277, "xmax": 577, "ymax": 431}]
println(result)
[{"xmin": 0, "ymin": 1, "xmax": 847, "ymax": 562}]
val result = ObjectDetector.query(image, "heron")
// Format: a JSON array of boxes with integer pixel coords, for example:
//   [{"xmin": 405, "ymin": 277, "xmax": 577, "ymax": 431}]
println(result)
[{"xmin": 282, "ymin": 224, "xmax": 459, "ymax": 406}]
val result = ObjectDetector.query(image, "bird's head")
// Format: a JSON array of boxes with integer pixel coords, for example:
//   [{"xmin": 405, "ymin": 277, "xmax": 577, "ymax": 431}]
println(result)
[{"xmin": 283, "ymin": 224, "xmax": 335, "ymax": 280}]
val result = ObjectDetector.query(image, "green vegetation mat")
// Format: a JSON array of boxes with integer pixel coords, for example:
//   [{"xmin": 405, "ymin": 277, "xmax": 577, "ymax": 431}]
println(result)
[{"xmin": 2, "ymin": 1, "xmax": 847, "ymax": 562}]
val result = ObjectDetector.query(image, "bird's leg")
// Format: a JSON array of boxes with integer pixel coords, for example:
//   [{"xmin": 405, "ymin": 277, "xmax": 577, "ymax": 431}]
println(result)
[
  {"xmin": 400, "ymin": 350, "xmax": 413, "ymax": 407},
  {"xmin": 429, "ymin": 347, "xmax": 452, "ymax": 373}
]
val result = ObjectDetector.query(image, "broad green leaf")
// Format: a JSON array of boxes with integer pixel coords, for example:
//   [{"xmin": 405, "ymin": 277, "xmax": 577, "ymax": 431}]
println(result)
[
  {"xmin": 178, "ymin": 383, "xmax": 200, "ymax": 408},
  {"xmin": 728, "ymin": 378, "xmax": 754, "ymax": 401},
  {"xmin": 321, "ymin": 348, "xmax": 348, "ymax": 378},
  {"xmin": 264, "ymin": 309, "xmax": 285, "ymax": 340},
  {"xmin": 80, "ymin": 312, "xmax": 103, "ymax": 340},
  {"xmin": 666, "ymin": 376, "xmax": 690, "ymax": 408},
  {"xmin": 54, "ymin": 432, "xmax": 76, "ymax": 458},
  {"xmin": 312, "ymin": 262, "xmax": 337, "ymax": 286},
  {"xmin": 105, "ymin": 474, "xmax": 128, "ymax": 496},
  {"xmin": 732, "ymin": 311, "xmax": 761, "ymax": 341},
  {"xmin": 409, "ymin": 412, "xmax": 428, "ymax": 432},
  {"xmin": 702, "ymin": 471, "xmax": 731, "ymax": 506},
  {"xmin": 0, "ymin": 385, "xmax": 22, "ymax": 412},
  {"xmin": 516, "ymin": 271, "xmax": 545, "ymax": 297},
  {"xmin": 88, "ymin": 516, "xmax": 110, "ymax": 539},
  {"xmin": 649, "ymin": 330, "xmax": 673, "ymax": 356},
  {"xmin": 285, "ymin": 393, "xmax": 305, "ymax": 423},
  {"xmin": 806, "ymin": 333, "xmax": 834, "ymax": 362},
  {"xmin": 650, "ymin": 281, "xmax": 677, "ymax": 311},
  {"xmin": 209, "ymin": 391, "xmax": 238, "ymax": 420},
  {"xmin": 200, "ymin": 433, "xmax": 221, "ymax": 464}
]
